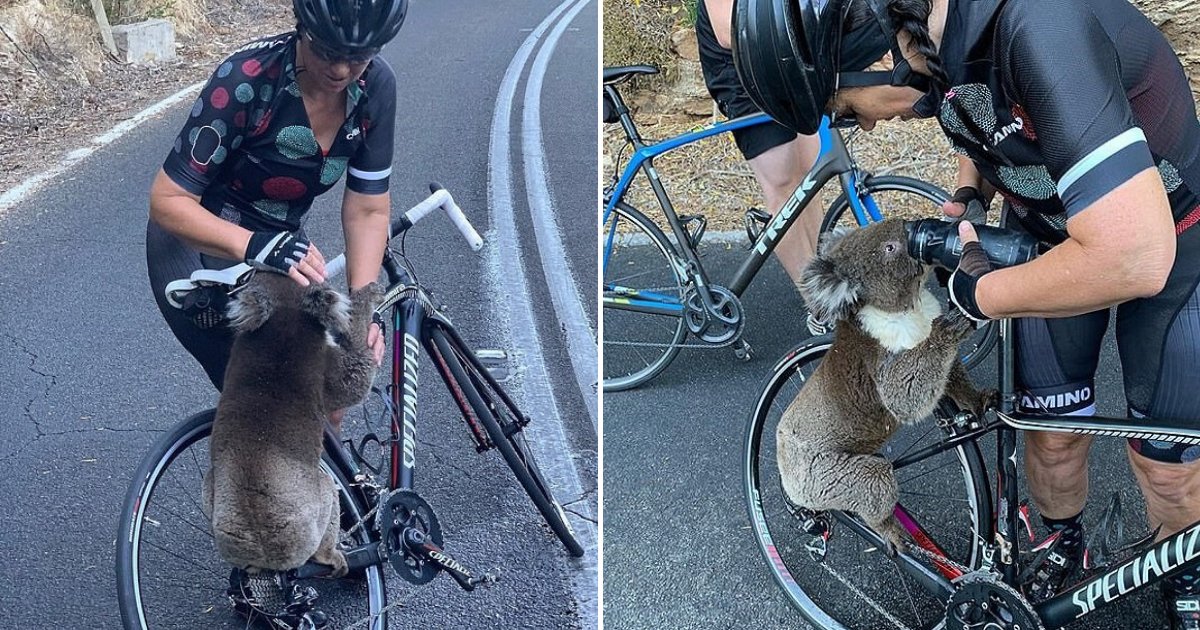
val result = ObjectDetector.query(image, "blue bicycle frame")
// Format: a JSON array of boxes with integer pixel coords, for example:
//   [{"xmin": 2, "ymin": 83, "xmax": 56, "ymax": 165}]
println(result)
[{"xmin": 602, "ymin": 103, "xmax": 884, "ymax": 320}]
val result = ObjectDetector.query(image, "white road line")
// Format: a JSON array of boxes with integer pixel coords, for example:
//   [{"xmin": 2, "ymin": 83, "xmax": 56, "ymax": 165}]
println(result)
[
  {"xmin": 0, "ymin": 81, "xmax": 204, "ymax": 215},
  {"xmin": 487, "ymin": 1, "xmax": 597, "ymax": 628},
  {"xmin": 522, "ymin": 0, "xmax": 597, "ymax": 429}
]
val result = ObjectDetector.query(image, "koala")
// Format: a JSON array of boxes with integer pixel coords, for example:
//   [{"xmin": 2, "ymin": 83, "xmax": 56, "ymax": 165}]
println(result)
[
  {"xmin": 779, "ymin": 219, "xmax": 986, "ymax": 552},
  {"xmin": 202, "ymin": 272, "xmax": 381, "ymax": 577}
]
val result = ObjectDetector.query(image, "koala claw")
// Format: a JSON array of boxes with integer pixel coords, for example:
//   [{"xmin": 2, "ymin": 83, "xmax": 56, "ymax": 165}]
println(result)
[
  {"xmin": 935, "ymin": 308, "xmax": 974, "ymax": 339},
  {"xmin": 976, "ymin": 388, "xmax": 1000, "ymax": 417}
]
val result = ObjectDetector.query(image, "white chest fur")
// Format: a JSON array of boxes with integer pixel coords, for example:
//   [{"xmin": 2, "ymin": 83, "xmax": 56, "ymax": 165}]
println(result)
[{"xmin": 856, "ymin": 288, "xmax": 942, "ymax": 352}]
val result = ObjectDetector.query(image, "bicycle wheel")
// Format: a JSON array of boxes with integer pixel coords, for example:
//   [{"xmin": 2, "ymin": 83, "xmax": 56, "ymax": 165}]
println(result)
[
  {"xmin": 602, "ymin": 201, "xmax": 688, "ymax": 391},
  {"xmin": 432, "ymin": 329, "xmax": 586, "ymax": 557},
  {"xmin": 745, "ymin": 338, "xmax": 991, "ymax": 629},
  {"xmin": 822, "ymin": 175, "xmax": 998, "ymax": 370},
  {"xmin": 116, "ymin": 410, "xmax": 388, "ymax": 630}
]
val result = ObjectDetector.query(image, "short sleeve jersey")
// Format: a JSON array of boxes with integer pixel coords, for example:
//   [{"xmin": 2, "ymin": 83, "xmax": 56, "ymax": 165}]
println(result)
[
  {"xmin": 935, "ymin": 0, "xmax": 1200, "ymax": 241},
  {"xmin": 162, "ymin": 32, "xmax": 397, "ymax": 233}
]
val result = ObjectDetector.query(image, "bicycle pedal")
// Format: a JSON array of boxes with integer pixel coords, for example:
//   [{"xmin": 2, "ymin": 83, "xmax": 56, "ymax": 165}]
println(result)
[
  {"xmin": 743, "ymin": 207, "xmax": 771, "ymax": 246},
  {"xmin": 475, "ymin": 348, "xmax": 511, "ymax": 381}
]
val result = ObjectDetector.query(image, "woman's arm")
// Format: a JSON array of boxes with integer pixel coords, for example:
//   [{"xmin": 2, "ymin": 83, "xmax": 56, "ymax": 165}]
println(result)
[
  {"xmin": 150, "ymin": 169, "xmax": 328, "ymax": 285},
  {"xmin": 340, "ymin": 189, "xmax": 391, "ymax": 291},
  {"xmin": 705, "ymin": 0, "xmax": 734, "ymax": 49},
  {"xmin": 971, "ymin": 167, "xmax": 1175, "ymax": 319},
  {"xmin": 149, "ymin": 168, "xmax": 252, "ymax": 261}
]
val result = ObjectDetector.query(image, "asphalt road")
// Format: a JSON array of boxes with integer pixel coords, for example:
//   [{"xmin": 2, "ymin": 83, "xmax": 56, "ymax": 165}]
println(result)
[
  {"xmin": 0, "ymin": 1, "xmax": 596, "ymax": 628},
  {"xmin": 603, "ymin": 236, "xmax": 1170, "ymax": 629}
]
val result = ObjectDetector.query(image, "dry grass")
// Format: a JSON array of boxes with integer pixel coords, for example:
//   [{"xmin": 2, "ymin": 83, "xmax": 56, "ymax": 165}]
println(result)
[
  {"xmin": 604, "ymin": 1, "xmax": 1200, "ymax": 233},
  {"xmin": 0, "ymin": 0, "xmax": 292, "ymax": 193}
]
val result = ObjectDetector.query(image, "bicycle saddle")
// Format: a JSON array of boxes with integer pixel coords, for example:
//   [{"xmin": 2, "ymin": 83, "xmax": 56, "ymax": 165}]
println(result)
[
  {"xmin": 164, "ymin": 263, "xmax": 256, "ymax": 309},
  {"xmin": 604, "ymin": 65, "xmax": 659, "ymax": 85}
]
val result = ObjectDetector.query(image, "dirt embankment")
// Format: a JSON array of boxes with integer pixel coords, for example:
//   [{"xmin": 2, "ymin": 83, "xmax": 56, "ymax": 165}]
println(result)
[
  {"xmin": 0, "ymin": 0, "xmax": 293, "ymax": 196},
  {"xmin": 602, "ymin": 0, "xmax": 1200, "ymax": 230}
]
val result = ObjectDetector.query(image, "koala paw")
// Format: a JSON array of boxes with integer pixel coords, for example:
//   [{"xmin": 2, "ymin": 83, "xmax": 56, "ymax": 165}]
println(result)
[
  {"xmin": 875, "ymin": 515, "xmax": 911, "ymax": 558},
  {"xmin": 935, "ymin": 308, "xmax": 974, "ymax": 339},
  {"xmin": 975, "ymin": 388, "xmax": 999, "ymax": 417}
]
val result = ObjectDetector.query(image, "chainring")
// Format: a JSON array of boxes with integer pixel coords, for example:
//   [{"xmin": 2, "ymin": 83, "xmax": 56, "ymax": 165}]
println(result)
[
  {"xmin": 377, "ymin": 490, "xmax": 443, "ymax": 585},
  {"xmin": 946, "ymin": 572, "xmax": 1045, "ymax": 630},
  {"xmin": 683, "ymin": 285, "xmax": 744, "ymax": 344}
]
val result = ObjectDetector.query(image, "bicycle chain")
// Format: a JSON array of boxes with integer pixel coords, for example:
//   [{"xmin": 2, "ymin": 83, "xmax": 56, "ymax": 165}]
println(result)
[{"xmin": 904, "ymin": 543, "xmax": 975, "ymax": 578}]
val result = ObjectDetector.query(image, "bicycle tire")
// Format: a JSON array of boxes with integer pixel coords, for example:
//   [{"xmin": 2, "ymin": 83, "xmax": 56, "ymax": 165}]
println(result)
[
  {"xmin": 744, "ymin": 338, "xmax": 992, "ymax": 629},
  {"xmin": 116, "ymin": 409, "xmax": 388, "ymax": 630},
  {"xmin": 602, "ymin": 201, "xmax": 688, "ymax": 392},
  {"xmin": 822, "ymin": 175, "xmax": 999, "ymax": 370},
  {"xmin": 431, "ymin": 329, "xmax": 586, "ymax": 557}
]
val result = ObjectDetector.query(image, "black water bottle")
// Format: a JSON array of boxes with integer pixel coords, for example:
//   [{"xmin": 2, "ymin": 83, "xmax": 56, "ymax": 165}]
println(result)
[{"xmin": 905, "ymin": 219, "xmax": 1040, "ymax": 269}]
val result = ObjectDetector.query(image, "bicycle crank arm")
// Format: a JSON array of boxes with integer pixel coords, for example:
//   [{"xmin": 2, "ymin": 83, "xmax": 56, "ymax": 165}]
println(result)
[
  {"xmin": 402, "ymin": 528, "xmax": 497, "ymax": 591},
  {"xmin": 287, "ymin": 542, "xmax": 386, "ymax": 580}
]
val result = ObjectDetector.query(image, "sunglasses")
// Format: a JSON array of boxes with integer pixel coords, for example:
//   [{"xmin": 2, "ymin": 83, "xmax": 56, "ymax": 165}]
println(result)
[{"xmin": 303, "ymin": 32, "xmax": 379, "ymax": 65}]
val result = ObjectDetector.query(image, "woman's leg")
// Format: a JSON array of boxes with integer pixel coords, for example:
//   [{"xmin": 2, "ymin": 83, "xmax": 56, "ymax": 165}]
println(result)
[{"xmin": 146, "ymin": 220, "xmax": 235, "ymax": 391}]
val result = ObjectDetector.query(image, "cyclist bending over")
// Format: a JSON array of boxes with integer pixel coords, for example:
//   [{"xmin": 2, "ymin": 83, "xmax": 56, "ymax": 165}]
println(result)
[
  {"xmin": 145, "ymin": 0, "xmax": 408, "ymax": 626},
  {"xmin": 737, "ymin": 0, "xmax": 1200, "ymax": 627}
]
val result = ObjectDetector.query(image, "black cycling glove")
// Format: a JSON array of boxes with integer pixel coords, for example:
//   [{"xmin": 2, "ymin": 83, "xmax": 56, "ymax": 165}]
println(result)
[
  {"xmin": 948, "ymin": 239, "xmax": 993, "ymax": 322},
  {"xmin": 245, "ymin": 231, "xmax": 310, "ymax": 274},
  {"xmin": 951, "ymin": 186, "xmax": 988, "ymax": 224}
]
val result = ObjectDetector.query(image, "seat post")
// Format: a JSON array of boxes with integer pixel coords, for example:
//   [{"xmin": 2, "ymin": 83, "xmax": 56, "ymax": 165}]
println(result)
[{"xmin": 603, "ymin": 84, "xmax": 641, "ymax": 147}]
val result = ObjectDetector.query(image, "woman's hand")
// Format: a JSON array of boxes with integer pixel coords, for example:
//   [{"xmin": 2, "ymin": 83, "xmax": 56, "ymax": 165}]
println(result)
[
  {"xmin": 288, "ymin": 242, "xmax": 327, "ymax": 287},
  {"xmin": 948, "ymin": 221, "xmax": 994, "ymax": 322},
  {"xmin": 942, "ymin": 186, "xmax": 987, "ymax": 223}
]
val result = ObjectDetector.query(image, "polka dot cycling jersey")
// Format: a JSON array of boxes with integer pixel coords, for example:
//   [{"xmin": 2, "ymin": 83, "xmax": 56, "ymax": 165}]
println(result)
[
  {"xmin": 162, "ymin": 32, "xmax": 397, "ymax": 232},
  {"xmin": 934, "ymin": 0, "xmax": 1200, "ymax": 243}
]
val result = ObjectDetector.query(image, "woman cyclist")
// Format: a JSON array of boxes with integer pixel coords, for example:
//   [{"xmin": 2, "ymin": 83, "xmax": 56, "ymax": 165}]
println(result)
[
  {"xmin": 734, "ymin": 0, "xmax": 1200, "ymax": 626},
  {"xmin": 145, "ymin": 0, "xmax": 407, "ymax": 626}
]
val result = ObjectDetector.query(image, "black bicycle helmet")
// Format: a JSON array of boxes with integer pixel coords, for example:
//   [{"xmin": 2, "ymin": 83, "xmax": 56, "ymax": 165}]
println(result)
[
  {"xmin": 293, "ymin": 0, "xmax": 409, "ymax": 55},
  {"xmin": 731, "ymin": 0, "xmax": 898, "ymax": 134}
]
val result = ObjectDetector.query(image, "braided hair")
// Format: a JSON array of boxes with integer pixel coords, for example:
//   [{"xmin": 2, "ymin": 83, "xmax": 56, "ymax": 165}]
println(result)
[{"xmin": 846, "ymin": 0, "xmax": 1007, "ymax": 163}]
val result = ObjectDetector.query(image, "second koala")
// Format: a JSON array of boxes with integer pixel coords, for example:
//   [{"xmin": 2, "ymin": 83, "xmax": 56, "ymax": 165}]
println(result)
[
  {"xmin": 779, "ymin": 219, "xmax": 986, "ymax": 552},
  {"xmin": 203, "ymin": 273, "xmax": 381, "ymax": 576}
]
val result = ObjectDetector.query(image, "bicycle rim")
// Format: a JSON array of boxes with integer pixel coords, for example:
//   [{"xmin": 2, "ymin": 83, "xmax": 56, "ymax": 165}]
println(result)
[
  {"xmin": 602, "ymin": 201, "xmax": 687, "ymax": 391},
  {"xmin": 822, "ymin": 176, "xmax": 998, "ymax": 370},
  {"xmin": 116, "ymin": 411, "xmax": 387, "ymax": 630},
  {"xmin": 439, "ymin": 332, "xmax": 586, "ymax": 557},
  {"xmin": 744, "ymin": 340, "xmax": 990, "ymax": 630}
]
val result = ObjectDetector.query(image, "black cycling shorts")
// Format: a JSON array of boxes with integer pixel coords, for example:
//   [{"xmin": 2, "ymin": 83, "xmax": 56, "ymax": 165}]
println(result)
[
  {"xmin": 695, "ymin": 5, "xmax": 796, "ymax": 161},
  {"xmin": 146, "ymin": 220, "xmax": 238, "ymax": 391},
  {"xmin": 1011, "ymin": 208, "xmax": 1200, "ymax": 463}
]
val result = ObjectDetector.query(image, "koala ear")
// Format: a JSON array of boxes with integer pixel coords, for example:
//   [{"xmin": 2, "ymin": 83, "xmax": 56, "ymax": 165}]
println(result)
[
  {"xmin": 799, "ymin": 253, "xmax": 860, "ymax": 323},
  {"xmin": 226, "ymin": 281, "xmax": 274, "ymax": 333},
  {"xmin": 301, "ymin": 284, "xmax": 352, "ymax": 336},
  {"xmin": 818, "ymin": 226, "xmax": 853, "ymax": 255}
]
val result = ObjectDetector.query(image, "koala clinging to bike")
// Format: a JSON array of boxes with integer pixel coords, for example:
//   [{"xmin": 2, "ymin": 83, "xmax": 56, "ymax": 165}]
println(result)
[
  {"xmin": 203, "ymin": 273, "xmax": 381, "ymax": 578},
  {"xmin": 777, "ymin": 219, "xmax": 989, "ymax": 553}
]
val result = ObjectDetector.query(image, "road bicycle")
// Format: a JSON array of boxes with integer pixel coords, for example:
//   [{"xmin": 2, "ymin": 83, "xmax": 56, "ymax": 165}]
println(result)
[
  {"xmin": 601, "ymin": 65, "xmax": 995, "ymax": 392},
  {"xmin": 743, "ymin": 222, "xmax": 1200, "ymax": 629},
  {"xmin": 116, "ymin": 185, "xmax": 584, "ymax": 630}
]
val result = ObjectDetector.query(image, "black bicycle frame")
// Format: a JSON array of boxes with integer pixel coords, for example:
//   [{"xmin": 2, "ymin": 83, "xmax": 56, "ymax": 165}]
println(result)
[
  {"xmin": 871, "ymin": 315, "xmax": 1200, "ymax": 628},
  {"xmin": 380, "ymin": 252, "xmax": 523, "ymax": 493}
]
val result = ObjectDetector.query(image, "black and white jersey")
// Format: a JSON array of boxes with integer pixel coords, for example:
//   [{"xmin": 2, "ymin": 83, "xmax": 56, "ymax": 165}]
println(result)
[{"xmin": 935, "ymin": 0, "xmax": 1200, "ymax": 241}]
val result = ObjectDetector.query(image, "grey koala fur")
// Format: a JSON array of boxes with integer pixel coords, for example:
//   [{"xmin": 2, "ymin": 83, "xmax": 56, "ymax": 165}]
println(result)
[
  {"xmin": 780, "ymin": 219, "xmax": 987, "ymax": 552},
  {"xmin": 202, "ymin": 273, "xmax": 382, "ymax": 576}
]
